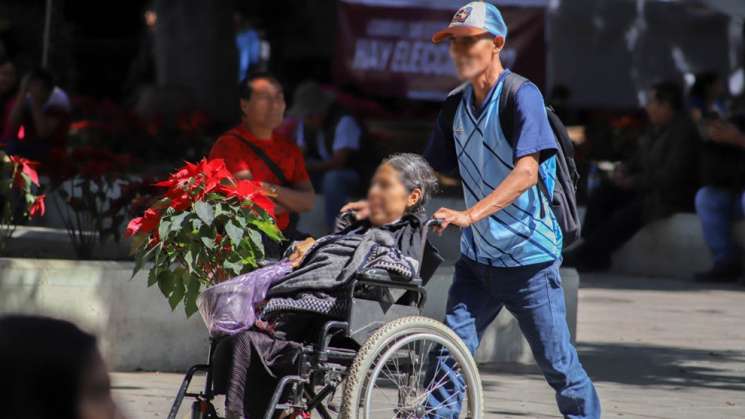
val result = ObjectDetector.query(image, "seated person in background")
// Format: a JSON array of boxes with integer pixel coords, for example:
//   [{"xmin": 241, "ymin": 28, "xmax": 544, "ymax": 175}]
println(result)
[
  {"xmin": 205, "ymin": 153, "xmax": 442, "ymax": 418},
  {"xmin": 290, "ymin": 81, "xmax": 362, "ymax": 231},
  {"xmin": 693, "ymin": 115, "xmax": 745, "ymax": 283},
  {"xmin": 210, "ymin": 72, "xmax": 315, "ymax": 255},
  {"xmin": 688, "ymin": 72, "xmax": 728, "ymax": 122},
  {"xmin": 0, "ymin": 315, "xmax": 125, "ymax": 419},
  {"xmin": 0, "ymin": 57, "xmax": 18, "ymax": 140},
  {"xmin": 566, "ymin": 81, "xmax": 700, "ymax": 272},
  {"xmin": 3, "ymin": 67, "xmax": 70, "ymax": 163}
]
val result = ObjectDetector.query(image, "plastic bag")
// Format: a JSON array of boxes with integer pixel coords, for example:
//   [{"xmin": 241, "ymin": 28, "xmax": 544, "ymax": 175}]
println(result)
[{"xmin": 197, "ymin": 261, "xmax": 293, "ymax": 337}]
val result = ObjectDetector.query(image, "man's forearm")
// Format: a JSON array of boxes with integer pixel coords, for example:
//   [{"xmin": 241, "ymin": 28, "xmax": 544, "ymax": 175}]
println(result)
[
  {"xmin": 467, "ymin": 154, "xmax": 540, "ymax": 223},
  {"xmin": 275, "ymin": 186, "xmax": 315, "ymax": 213}
]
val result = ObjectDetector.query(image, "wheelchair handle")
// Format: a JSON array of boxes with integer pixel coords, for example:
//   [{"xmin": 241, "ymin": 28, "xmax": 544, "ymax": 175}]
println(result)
[{"xmin": 425, "ymin": 218, "xmax": 443, "ymax": 229}]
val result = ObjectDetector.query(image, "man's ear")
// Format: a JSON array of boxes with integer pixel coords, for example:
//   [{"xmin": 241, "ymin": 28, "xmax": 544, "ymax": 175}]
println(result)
[
  {"xmin": 239, "ymin": 99, "xmax": 249, "ymax": 116},
  {"xmin": 493, "ymin": 36, "xmax": 505, "ymax": 51}
]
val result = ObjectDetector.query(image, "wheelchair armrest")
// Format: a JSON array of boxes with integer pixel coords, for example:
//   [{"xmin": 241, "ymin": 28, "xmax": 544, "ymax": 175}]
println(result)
[{"xmin": 355, "ymin": 269, "xmax": 422, "ymax": 290}]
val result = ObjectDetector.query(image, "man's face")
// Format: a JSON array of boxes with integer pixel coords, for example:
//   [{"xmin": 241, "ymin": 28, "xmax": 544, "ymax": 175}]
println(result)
[
  {"xmin": 449, "ymin": 34, "xmax": 501, "ymax": 80},
  {"xmin": 0, "ymin": 62, "xmax": 17, "ymax": 95},
  {"xmin": 240, "ymin": 78, "xmax": 286, "ymax": 133},
  {"xmin": 645, "ymin": 90, "xmax": 673, "ymax": 126}
]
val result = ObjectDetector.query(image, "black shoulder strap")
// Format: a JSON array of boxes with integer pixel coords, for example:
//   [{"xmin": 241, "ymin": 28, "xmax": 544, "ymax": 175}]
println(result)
[
  {"xmin": 443, "ymin": 83, "xmax": 467, "ymax": 133},
  {"xmin": 498, "ymin": 72, "xmax": 550, "ymax": 217},
  {"xmin": 498, "ymin": 71, "xmax": 529, "ymax": 149},
  {"xmin": 231, "ymin": 133, "xmax": 290, "ymax": 186}
]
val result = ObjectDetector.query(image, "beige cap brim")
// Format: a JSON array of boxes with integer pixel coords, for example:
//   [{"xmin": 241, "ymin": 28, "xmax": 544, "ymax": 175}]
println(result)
[{"xmin": 432, "ymin": 26, "xmax": 489, "ymax": 44}]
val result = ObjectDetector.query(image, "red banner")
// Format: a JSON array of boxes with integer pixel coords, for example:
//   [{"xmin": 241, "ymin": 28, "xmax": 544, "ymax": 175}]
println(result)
[{"xmin": 334, "ymin": 2, "xmax": 546, "ymax": 101}]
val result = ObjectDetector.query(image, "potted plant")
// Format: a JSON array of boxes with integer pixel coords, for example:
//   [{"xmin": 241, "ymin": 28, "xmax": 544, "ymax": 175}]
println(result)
[
  {"xmin": 0, "ymin": 153, "xmax": 46, "ymax": 254},
  {"xmin": 127, "ymin": 158, "xmax": 281, "ymax": 316}
]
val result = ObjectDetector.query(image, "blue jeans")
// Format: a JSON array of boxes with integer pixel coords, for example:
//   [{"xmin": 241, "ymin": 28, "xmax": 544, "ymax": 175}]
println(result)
[
  {"xmin": 427, "ymin": 257, "xmax": 601, "ymax": 419},
  {"xmin": 312, "ymin": 169, "xmax": 360, "ymax": 229},
  {"xmin": 695, "ymin": 186, "xmax": 745, "ymax": 265}
]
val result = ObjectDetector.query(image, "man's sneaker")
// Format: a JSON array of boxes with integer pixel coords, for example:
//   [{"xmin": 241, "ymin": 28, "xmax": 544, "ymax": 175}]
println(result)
[{"xmin": 694, "ymin": 261, "xmax": 742, "ymax": 283}]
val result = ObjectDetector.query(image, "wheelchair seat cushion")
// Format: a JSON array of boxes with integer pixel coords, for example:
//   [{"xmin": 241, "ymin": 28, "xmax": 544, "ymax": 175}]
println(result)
[{"xmin": 262, "ymin": 291, "xmax": 349, "ymax": 319}]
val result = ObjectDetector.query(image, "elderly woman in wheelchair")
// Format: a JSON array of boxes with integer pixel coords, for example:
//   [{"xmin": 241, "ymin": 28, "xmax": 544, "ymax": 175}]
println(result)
[{"xmin": 169, "ymin": 154, "xmax": 483, "ymax": 419}]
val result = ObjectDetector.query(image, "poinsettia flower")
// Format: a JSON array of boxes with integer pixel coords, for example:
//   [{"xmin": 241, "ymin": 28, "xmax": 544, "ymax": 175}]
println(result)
[
  {"xmin": 217, "ymin": 179, "xmax": 275, "ymax": 217},
  {"xmin": 147, "ymin": 231, "xmax": 160, "ymax": 248},
  {"xmin": 250, "ymin": 194, "xmax": 275, "ymax": 217},
  {"xmin": 126, "ymin": 208, "xmax": 161, "ymax": 237},
  {"xmin": 9, "ymin": 155, "xmax": 40, "ymax": 187},
  {"xmin": 29, "ymin": 195, "xmax": 46, "ymax": 217},
  {"xmin": 165, "ymin": 189, "xmax": 192, "ymax": 212},
  {"xmin": 217, "ymin": 179, "xmax": 260, "ymax": 200}
]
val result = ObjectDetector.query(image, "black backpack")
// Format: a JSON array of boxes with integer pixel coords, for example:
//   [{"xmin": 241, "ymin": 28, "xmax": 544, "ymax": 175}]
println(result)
[{"xmin": 441, "ymin": 72, "xmax": 582, "ymax": 246}]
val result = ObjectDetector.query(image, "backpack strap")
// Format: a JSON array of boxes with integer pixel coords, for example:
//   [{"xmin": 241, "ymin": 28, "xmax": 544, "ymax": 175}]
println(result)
[
  {"xmin": 498, "ymin": 71, "xmax": 529, "ymax": 150},
  {"xmin": 443, "ymin": 82, "xmax": 468, "ymax": 128},
  {"xmin": 231, "ymin": 133, "xmax": 302, "ymax": 235},
  {"xmin": 231, "ymin": 133, "xmax": 290, "ymax": 187},
  {"xmin": 497, "ymin": 72, "xmax": 550, "ymax": 218}
]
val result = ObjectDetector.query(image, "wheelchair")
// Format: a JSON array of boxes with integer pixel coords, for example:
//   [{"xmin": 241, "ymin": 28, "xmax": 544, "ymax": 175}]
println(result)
[{"xmin": 167, "ymin": 219, "xmax": 483, "ymax": 419}]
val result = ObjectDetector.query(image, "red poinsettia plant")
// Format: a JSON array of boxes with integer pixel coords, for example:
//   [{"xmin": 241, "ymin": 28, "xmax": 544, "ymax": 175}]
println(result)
[
  {"xmin": 127, "ymin": 158, "xmax": 282, "ymax": 316},
  {"xmin": 0, "ymin": 153, "xmax": 46, "ymax": 253}
]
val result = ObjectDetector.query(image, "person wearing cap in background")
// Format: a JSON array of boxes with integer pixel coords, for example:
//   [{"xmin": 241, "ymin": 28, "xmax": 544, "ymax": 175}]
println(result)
[
  {"xmin": 422, "ymin": 2, "xmax": 601, "ymax": 417},
  {"xmin": 290, "ymin": 81, "xmax": 362, "ymax": 231}
]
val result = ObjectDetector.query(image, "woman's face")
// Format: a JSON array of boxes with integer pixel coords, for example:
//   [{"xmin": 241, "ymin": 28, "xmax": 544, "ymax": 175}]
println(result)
[
  {"xmin": 367, "ymin": 163, "xmax": 421, "ymax": 226},
  {"xmin": 79, "ymin": 351, "xmax": 121, "ymax": 419}
]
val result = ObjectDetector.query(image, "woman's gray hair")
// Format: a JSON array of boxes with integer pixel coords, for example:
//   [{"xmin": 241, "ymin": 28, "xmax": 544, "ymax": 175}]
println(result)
[{"xmin": 382, "ymin": 153, "xmax": 439, "ymax": 214}]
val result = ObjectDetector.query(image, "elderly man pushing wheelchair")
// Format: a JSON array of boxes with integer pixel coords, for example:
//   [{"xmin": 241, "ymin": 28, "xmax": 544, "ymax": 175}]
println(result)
[{"xmin": 344, "ymin": 2, "xmax": 600, "ymax": 418}]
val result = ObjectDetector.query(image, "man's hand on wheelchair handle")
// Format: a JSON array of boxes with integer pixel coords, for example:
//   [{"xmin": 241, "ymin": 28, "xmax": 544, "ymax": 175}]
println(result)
[
  {"xmin": 432, "ymin": 207, "xmax": 474, "ymax": 235},
  {"xmin": 340, "ymin": 200, "xmax": 370, "ymax": 220}
]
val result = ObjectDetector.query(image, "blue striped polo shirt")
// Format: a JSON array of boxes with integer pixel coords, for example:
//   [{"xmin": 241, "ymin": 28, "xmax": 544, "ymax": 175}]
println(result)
[{"xmin": 425, "ymin": 70, "xmax": 562, "ymax": 267}]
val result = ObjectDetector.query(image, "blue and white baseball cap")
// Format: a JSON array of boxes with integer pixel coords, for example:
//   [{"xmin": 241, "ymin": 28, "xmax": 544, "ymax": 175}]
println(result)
[{"xmin": 432, "ymin": 1, "xmax": 508, "ymax": 44}]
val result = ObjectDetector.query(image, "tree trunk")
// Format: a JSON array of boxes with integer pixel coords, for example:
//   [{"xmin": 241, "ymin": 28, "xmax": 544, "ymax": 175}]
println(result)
[{"xmin": 154, "ymin": 0, "xmax": 238, "ymax": 124}]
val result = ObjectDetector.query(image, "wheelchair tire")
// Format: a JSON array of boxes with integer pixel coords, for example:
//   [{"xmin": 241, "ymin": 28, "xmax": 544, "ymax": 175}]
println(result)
[{"xmin": 340, "ymin": 316, "xmax": 483, "ymax": 419}]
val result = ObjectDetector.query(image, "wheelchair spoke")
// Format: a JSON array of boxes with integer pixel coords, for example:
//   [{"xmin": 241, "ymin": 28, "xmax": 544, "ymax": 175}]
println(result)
[{"xmin": 362, "ymin": 334, "xmax": 472, "ymax": 419}]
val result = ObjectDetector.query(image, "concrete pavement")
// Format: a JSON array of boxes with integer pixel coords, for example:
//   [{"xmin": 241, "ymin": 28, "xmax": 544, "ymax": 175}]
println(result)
[{"xmin": 111, "ymin": 273, "xmax": 745, "ymax": 418}]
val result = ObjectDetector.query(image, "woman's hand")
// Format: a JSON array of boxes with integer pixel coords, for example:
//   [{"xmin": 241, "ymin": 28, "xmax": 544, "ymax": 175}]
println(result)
[
  {"xmin": 340, "ymin": 200, "xmax": 370, "ymax": 220},
  {"xmin": 288, "ymin": 237, "xmax": 316, "ymax": 268},
  {"xmin": 432, "ymin": 207, "xmax": 474, "ymax": 235}
]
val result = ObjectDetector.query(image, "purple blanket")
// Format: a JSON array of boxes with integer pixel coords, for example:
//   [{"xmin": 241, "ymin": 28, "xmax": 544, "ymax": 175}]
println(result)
[{"xmin": 197, "ymin": 261, "xmax": 293, "ymax": 337}]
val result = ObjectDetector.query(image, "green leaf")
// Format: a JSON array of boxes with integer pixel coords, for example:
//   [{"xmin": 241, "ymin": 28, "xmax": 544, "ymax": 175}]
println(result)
[
  {"xmin": 249, "ymin": 218, "xmax": 283, "ymax": 242},
  {"xmin": 157, "ymin": 270, "xmax": 175, "ymax": 298},
  {"xmin": 200, "ymin": 236, "xmax": 216, "ymax": 249},
  {"xmin": 190, "ymin": 216, "xmax": 203, "ymax": 230},
  {"xmin": 223, "ymin": 259, "xmax": 243, "ymax": 276},
  {"xmin": 225, "ymin": 220, "xmax": 243, "ymax": 246},
  {"xmin": 147, "ymin": 268, "xmax": 159, "ymax": 287},
  {"xmin": 132, "ymin": 252, "xmax": 145, "ymax": 279},
  {"xmin": 247, "ymin": 229, "xmax": 263, "ymax": 249},
  {"xmin": 184, "ymin": 278, "xmax": 201, "ymax": 317},
  {"xmin": 194, "ymin": 201, "xmax": 214, "ymax": 225},
  {"xmin": 170, "ymin": 211, "xmax": 188, "ymax": 230},
  {"xmin": 168, "ymin": 278, "xmax": 186, "ymax": 310},
  {"xmin": 184, "ymin": 249, "xmax": 195, "ymax": 273},
  {"xmin": 158, "ymin": 220, "xmax": 171, "ymax": 240}
]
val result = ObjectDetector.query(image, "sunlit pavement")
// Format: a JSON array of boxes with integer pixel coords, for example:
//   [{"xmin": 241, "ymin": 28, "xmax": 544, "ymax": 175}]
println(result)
[{"xmin": 112, "ymin": 273, "xmax": 745, "ymax": 419}]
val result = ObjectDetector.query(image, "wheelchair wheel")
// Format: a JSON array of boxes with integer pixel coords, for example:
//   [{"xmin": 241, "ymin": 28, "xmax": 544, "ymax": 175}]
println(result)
[{"xmin": 340, "ymin": 316, "xmax": 482, "ymax": 418}]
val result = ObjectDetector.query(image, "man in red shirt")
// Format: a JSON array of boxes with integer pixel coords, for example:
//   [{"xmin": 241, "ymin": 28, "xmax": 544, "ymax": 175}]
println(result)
[{"xmin": 210, "ymin": 73, "xmax": 315, "ymax": 244}]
